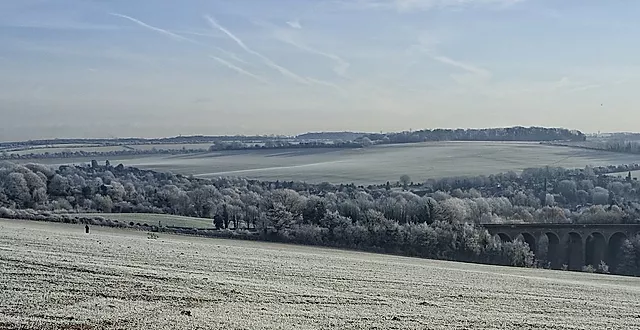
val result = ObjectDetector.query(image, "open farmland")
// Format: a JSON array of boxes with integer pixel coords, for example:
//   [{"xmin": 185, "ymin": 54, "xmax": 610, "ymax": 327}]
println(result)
[
  {"xmin": 9, "ymin": 145, "xmax": 129, "ymax": 156},
  {"xmin": 128, "ymin": 143, "xmax": 211, "ymax": 151},
  {"xmin": 22, "ymin": 142, "xmax": 640, "ymax": 184},
  {"xmin": 1, "ymin": 219, "xmax": 640, "ymax": 329}
]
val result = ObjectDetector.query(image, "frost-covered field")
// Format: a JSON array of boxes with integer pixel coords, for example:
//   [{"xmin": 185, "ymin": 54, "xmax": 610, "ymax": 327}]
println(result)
[
  {"xmin": 22, "ymin": 142, "xmax": 640, "ymax": 184},
  {"xmin": 2, "ymin": 219, "xmax": 640, "ymax": 330}
]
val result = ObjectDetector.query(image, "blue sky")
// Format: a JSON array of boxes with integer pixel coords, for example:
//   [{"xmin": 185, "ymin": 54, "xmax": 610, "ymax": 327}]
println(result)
[{"xmin": 1, "ymin": 0, "xmax": 638, "ymax": 140}]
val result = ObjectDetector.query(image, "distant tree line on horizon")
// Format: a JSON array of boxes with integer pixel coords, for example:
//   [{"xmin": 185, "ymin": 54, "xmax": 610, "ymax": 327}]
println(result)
[
  {"xmin": 546, "ymin": 139, "xmax": 640, "ymax": 156},
  {"xmin": 0, "ymin": 148, "xmax": 206, "ymax": 161},
  {"xmin": 363, "ymin": 126, "xmax": 586, "ymax": 144},
  {"xmin": 1, "ymin": 160, "xmax": 640, "ymax": 275},
  {"xmin": 0, "ymin": 134, "xmax": 290, "ymax": 150}
]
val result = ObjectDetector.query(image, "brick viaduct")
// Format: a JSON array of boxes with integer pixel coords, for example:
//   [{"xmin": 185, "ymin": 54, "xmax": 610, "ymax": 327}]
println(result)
[{"xmin": 482, "ymin": 223, "xmax": 640, "ymax": 271}]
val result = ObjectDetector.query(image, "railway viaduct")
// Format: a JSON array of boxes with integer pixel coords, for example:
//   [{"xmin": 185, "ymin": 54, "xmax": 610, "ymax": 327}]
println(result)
[{"xmin": 482, "ymin": 223, "xmax": 640, "ymax": 271}]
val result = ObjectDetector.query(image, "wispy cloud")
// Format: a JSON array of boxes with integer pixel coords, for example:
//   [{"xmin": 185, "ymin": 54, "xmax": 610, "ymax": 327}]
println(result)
[
  {"xmin": 110, "ymin": 13, "xmax": 263, "ymax": 79},
  {"xmin": 172, "ymin": 30, "xmax": 220, "ymax": 38},
  {"xmin": 209, "ymin": 55, "xmax": 269, "ymax": 84},
  {"xmin": 553, "ymin": 77, "xmax": 606, "ymax": 93},
  {"xmin": 345, "ymin": 0, "xmax": 525, "ymax": 12},
  {"xmin": 410, "ymin": 31, "xmax": 491, "ymax": 81},
  {"xmin": 286, "ymin": 19, "xmax": 302, "ymax": 29},
  {"xmin": 0, "ymin": 21, "xmax": 121, "ymax": 31},
  {"xmin": 430, "ymin": 54, "xmax": 492, "ymax": 77},
  {"xmin": 305, "ymin": 77, "xmax": 348, "ymax": 95},
  {"xmin": 273, "ymin": 30, "xmax": 351, "ymax": 78},
  {"xmin": 214, "ymin": 47, "xmax": 251, "ymax": 65},
  {"xmin": 204, "ymin": 15, "xmax": 309, "ymax": 84},
  {"xmin": 109, "ymin": 13, "xmax": 200, "ymax": 44},
  {"xmin": 567, "ymin": 84, "xmax": 602, "ymax": 93}
]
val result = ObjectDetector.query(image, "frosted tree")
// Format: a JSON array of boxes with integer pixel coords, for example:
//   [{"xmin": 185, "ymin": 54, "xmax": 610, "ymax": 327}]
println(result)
[
  {"xmin": 400, "ymin": 174, "xmax": 411, "ymax": 190},
  {"xmin": 267, "ymin": 203, "xmax": 294, "ymax": 232}
]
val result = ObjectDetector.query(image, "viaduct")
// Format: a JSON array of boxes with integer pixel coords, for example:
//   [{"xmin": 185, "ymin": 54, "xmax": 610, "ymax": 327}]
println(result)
[{"xmin": 482, "ymin": 223, "xmax": 640, "ymax": 271}]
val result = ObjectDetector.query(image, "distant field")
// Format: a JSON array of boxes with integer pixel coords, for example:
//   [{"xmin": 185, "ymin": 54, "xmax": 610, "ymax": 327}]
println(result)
[
  {"xmin": 18, "ymin": 142, "xmax": 640, "ymax": 184},
  {"xmin": 75, "ymin": 213, "xmax": 213, "ymax": 228},
  {"xmin": 11, "ymin": 145, "xmax": 127, "ymax": 155},
  {"xmin": 129, "ymin": 143, "xmax": 211, "ymax": 151},
  {"xmin": 2, "ymin": 219, "xmax": 639, "ymax": 329}
]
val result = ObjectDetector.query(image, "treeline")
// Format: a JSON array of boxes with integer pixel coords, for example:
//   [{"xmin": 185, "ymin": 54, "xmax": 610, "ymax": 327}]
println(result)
[
  {"xmin": 365, "ymin": 126, "xmax": 586, "ymax": 144},
  {"xmin": 208, "ymin": 140, "xmax": 365, "ymax": 151},
  {"xmin": 296, "ymin": 132, "xmax": 366, "ymax": 141},
  {"xmin": 2, "ymin": 161, "xmax": 640, "ymax": 273},
  {"xmin": 548, "ymin": 140, "xmax": 640, "ymax": 155},
  {"xmin": 0, "ymin": 148, "xmax": 206, "ymax": 161},
  {"xmin": 0, "ymin": 135, "xmax": 288, "ymax": 150}
]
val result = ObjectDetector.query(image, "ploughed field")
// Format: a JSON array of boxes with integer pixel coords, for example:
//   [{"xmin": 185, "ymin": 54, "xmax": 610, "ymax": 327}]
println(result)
[
  {"xmin": 2, "ymin": 219, "xmax": 640, "ymax": 329},
  {"xmin": 21, "ymin": 142, "xmax": 640, "ymax": 184}
]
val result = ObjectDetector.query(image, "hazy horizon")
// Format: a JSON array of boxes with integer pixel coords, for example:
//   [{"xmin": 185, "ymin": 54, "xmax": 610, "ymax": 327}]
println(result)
[
  {"xmin": 2, "ymin": 1, "xmax": 638, "ymax": 140},
  {"xmin": 0, "ymin": 125, "xmax": 620, "ymax": 143}
]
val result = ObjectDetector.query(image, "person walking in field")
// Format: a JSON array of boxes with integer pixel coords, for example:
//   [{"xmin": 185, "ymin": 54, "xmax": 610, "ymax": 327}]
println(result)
[{"xmin": 85, "ymin": 224, "xmax": 90, "ymax": 234}]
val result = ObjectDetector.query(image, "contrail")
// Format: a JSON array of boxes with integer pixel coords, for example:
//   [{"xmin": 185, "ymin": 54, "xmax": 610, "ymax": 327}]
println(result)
[
  {"xmin": 305, "ymin": 77, "xmax": 347, "ymax": 95},
  {"xmin": 429, "ymin": 54, "xmax": 491, "ymax": 77},
  {"xmin": 214, "ymin": 47, "xmax": 250, "ymax": 65},
  {"xmin": 110, "ymin": 12, "xmax": 266, "ymax": 83},
  {"xmin": 109, "ymin": 13, "xmax": 200, "ymax": 44},
  {"xmin": 205, "ymin": 15, "xmax": 309, "ymax": 84},
  {"xmin": 277, "ymin": 35, "xmax": 350, "ymax": 78},
  {"xmin": 209, "ymin": 56, "xmax": 269, "ymax": 84}
]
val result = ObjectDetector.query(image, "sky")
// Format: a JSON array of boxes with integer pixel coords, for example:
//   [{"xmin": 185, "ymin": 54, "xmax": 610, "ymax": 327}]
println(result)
[{"xmin": 1, "ymin": 0, "xmax": 639, "ymax": 140}]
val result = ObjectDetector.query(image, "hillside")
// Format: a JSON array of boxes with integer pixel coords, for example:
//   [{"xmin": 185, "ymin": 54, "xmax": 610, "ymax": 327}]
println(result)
[{"xmin": 2, "ymin": 219, "xmax": 639, "ymax": 329}]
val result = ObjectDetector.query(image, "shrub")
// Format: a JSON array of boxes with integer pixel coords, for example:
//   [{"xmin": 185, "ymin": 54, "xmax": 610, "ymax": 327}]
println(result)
[{"xmin": 597, "ymin": 261, "xmax": 610, "ymax": 274}]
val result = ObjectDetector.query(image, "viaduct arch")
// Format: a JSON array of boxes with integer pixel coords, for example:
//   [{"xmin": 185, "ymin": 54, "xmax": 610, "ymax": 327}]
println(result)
[{"xmin": 482, "ymin": 223, "xmax": 640, "ymax": 271}]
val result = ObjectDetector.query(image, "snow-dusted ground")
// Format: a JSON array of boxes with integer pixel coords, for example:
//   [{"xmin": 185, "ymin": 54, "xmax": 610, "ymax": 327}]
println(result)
[{"xmin": 1, "ymin": 218, "xmax": 639, "ymax": 329}]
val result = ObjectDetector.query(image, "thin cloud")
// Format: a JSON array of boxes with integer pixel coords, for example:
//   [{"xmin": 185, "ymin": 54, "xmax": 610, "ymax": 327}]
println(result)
[
  {"xmin": 110, "ymin": 13, "xmax": 255, "ymax": 72},
  {"xmin": 109, "ymin": 13, "xmax": 200, "ymax": 44},
  {"xmin": 173, "ymin": 30, "xmax": 221, "ymax": 38},
  {"xmin": 1, "ymin": 21, "xmax": 121, "ymax": 31},
  {"xmin": 305, "ymin": 77, "xmax": 348, "ymax": 95},
  {"xmin": 567, "ymin": 84, "xmax": 602, "ymax": 93},
  {"xmin": 214, "ymin": 47, "xmax": 251, "ymax": 65},
  {"xmin": 286, "ymin": 19, "xmax": 302, "ymax": 29},
  {"xmin": 410, "ymin": 31, "xmax": 491, "ymax": 79},
  {"xmin": 275, "ymin": 32, "xmax": 351, "ymax": 78},
  {"xmin": 204, "ymin": 15, "xmax": 309, "ymax": 84},
  {"xmin": 429, "ymin": 54, "xmax": 491, "ymax": 77},
  {"xmin": 347, "ymin": 0, "xmax": 525, "ymax": 12},
  {"xmin": 209, "ymin": 55, "xmax": 270, "ymax": 84}
]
